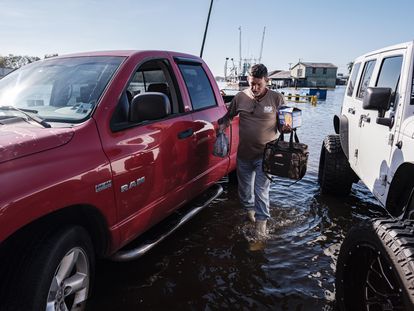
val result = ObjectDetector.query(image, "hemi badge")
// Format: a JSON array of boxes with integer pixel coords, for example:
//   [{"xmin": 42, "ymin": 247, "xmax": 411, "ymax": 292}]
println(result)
[{"xmin": 95, "ymin": 180, "xmax": 112, "ymax": 193}]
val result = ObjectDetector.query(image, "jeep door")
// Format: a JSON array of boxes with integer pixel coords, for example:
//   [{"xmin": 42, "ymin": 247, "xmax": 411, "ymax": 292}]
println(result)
[
  {"xmin": 96, "ymin": 54, "xmax": 194, "ymax": 243},
  {"xmin": 356, "ymin": 50, "xmax": 405, "ymax": 199},
  {"xmin": 341, "ymin": 61, "xmax": 363, "ymax": 169}
]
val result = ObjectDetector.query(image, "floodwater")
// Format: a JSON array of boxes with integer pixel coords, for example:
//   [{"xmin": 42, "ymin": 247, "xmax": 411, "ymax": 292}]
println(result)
[{"xmin": 87, "ymin": 86, "xmax": 388, "ymax": 311}]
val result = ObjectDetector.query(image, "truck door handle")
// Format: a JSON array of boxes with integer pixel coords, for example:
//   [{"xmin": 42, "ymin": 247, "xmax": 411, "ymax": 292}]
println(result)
[
  {"xmin": 361, "ymin": 114, "xmax": 370, "ymax": 123},
  {"xmin": 348, "ymin": 108, "xmax": 355, "ymax": 115},
  {"xmin": 178, "ymin": 128, "xmax": 194, "ymax": 139},
  {"xmin": 359, "ymin": 114, "xmax": 371, "ymax": 126}
]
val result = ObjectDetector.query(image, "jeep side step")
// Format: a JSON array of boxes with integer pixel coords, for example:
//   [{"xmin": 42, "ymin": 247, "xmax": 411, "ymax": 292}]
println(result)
[{"xmin": 111, "ymin": 183, "xmax": 223, "ymax": 262}]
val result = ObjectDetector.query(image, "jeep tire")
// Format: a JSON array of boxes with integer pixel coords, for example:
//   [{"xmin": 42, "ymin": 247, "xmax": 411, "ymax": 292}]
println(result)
[
  {"xmin": 336, "ymin": 218, "xmax": 414, "ymax": 311},
  {"xmin": 318, "ymin": 134, "xmax": 355, "ymax": 196}
]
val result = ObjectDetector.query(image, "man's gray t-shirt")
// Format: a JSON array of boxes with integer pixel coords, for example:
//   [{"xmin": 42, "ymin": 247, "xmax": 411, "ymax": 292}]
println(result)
[{"xmin": 221, "ymin": 88, "xmax": 285, "ymax": 160}]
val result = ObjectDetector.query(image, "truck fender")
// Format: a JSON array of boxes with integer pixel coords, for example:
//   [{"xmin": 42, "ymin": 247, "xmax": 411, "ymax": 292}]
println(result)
[
  {"xmin": 386, "ymin": 162, "xmax": 414, "ymax": 217},
  {"xmin": 337, "ymin": 114, "xmax": 350, "ymax": 159}
]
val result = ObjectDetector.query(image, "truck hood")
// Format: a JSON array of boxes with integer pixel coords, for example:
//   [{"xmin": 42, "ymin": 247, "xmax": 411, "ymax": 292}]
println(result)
[{"xmin": 0, "ymin": 122, "xmax": 74, "ymax": 163}]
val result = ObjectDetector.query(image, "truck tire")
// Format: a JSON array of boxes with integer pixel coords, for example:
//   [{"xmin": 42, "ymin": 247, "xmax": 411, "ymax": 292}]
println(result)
[
  {"xmin": 336, "ymin": 218, "xmax": 414, "ymax": 311},
  {"xmin": 318, "ymin": 134, "xmax": 355, "ymax": 196},
  {"xmin": 2, "ymin": 226, "xmax": 94, "ymax": 311}
]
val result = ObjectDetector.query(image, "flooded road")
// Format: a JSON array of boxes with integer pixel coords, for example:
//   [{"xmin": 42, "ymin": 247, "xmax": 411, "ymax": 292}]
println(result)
[{"xmin": 87, "ymin": 86, "xmax": 388, "ymax": 311}]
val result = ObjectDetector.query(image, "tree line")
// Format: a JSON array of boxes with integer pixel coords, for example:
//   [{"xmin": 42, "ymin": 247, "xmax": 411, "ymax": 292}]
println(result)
[{"xmin": 0, "ymin": 54, "xmax": 58, "ymax": 69}]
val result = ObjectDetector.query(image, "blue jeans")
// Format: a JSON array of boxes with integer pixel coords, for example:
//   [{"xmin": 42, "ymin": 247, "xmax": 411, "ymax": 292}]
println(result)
[{"xmin": 237, "ymin": 157, "xmax": 271, "ymax": 221}]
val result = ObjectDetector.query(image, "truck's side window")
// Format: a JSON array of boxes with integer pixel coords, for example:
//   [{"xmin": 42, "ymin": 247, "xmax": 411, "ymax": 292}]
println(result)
[
  {"xmin": 356, "ymin": 60, "xmax": 376, "ymax": 99},
  {"xmin": 346, "ymin": 62, "xmax": 361, "ymax": 97},
  {"xmin": 111, "ymin": 59, "xmax": 181, "ymax": 131},
  {"xmin": 375, "ymin": 56, "xmax": 403, "ymax": 107},
  {"xmin": 178, "ymin": 64, "xmax": 217, "ymax": 110}
]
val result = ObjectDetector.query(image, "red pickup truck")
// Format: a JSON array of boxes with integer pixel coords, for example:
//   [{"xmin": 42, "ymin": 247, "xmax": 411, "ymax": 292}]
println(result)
[{"xmin": 0, "ymin": 51, "xmax": 239, "ymax": 310}]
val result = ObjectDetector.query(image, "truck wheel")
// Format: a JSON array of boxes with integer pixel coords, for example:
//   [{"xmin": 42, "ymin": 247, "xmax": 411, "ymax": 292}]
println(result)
[
  {"xmin": 3, "ymin": 226, "xmax": 94, "ymax": 311},
  {"xmin": 336, "ymin": 218, "xmax": 414, "ymax": 311},
  {"xmin": 318, "ymin": 134, "xmax": 355, "ymax": 196}
]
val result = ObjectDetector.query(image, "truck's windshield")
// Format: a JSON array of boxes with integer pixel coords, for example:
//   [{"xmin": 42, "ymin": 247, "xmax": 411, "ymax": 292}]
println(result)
[{"xmin": 0, "ymin": 56, "xmax": 124, "ymax": 123}]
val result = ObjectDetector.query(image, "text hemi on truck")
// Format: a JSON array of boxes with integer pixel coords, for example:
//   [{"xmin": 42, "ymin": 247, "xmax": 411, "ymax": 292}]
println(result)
[{"xmin": 0, "ymin": 51, "xmax": 239, "ymax": 310}]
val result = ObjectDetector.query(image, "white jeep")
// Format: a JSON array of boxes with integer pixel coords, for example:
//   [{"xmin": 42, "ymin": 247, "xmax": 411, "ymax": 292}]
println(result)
[{"xmin": 318, "ymin": 41, "xmax": 414, "ymax": 310}]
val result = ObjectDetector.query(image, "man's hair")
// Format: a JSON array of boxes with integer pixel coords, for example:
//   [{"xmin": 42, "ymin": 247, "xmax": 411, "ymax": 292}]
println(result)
[{"xmin": 248, "ymin": 64, "xmax": 268, "ymax": 79}]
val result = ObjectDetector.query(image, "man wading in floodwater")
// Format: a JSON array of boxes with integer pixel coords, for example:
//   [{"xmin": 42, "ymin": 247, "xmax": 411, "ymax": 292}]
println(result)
[{"xmin": 218, "ymin": 64, "xmax": 288, "ymax": 239}]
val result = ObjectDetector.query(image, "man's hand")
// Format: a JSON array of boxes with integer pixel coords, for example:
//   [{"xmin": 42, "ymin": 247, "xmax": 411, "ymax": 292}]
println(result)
[
  {"xmin": 218, "ymin": 123, "xmax": 227, "ymax": 132},
  {"xmin": 281, "ymin": 124, "xmax": 292, "ymax": 133}
]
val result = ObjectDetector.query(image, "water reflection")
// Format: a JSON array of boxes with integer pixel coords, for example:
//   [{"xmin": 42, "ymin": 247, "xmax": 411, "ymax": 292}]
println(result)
[{"xmin": 88, "ymin": 86, "xmax": 386, "ymax": 311}]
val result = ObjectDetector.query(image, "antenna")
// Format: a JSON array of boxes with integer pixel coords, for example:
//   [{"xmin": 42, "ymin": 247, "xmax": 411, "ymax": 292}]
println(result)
[
  {"xmin": 238, "ymin": 26, "xmax": 242, "ymax": 76},
  {"xmin": 258, "ymin": 26, "xmax": 266, "ymax": 63},
  {"xmin": 200, "ymin": 0, "xmax": 214, "ymax": 58}
]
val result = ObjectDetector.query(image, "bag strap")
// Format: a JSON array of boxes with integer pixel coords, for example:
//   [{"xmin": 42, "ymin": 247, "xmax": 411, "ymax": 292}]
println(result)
[
  {"xmin": 280, "ymin": 130, "xmax": 300, "ymax": 143},
  {"xmin": 287, "ymin": 129, "xmax": 300, "ymax": 147},
  {"xmin": 265, "ymin": 172, "xmax": 302, "ymax": 187},
  {"xmin": 294, "ymin": 130, "xmax": 299, "ymax": 143}
]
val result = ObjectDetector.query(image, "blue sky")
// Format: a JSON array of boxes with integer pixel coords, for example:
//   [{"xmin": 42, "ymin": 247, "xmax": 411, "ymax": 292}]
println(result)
[{"xmin": 1, "ymin": 0, "xmax": 413, "ymax": 76}]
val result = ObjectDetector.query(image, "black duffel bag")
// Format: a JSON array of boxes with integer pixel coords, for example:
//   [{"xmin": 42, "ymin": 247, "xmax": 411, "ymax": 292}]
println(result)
[{"xmin": 262, "ymin": 130, "xmax": 309, "ymax": 181}]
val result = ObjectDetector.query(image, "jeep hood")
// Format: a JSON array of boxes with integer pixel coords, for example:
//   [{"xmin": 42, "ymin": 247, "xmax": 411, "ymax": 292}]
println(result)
[{"xmin": 0, "ymin": 123, "xmax": 74, "ymax": 163}]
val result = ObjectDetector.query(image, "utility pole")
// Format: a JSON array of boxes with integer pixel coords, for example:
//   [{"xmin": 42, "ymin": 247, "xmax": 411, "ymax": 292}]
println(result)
[
  {"xmin": 224, "ymin": 57, "xmax": 228, "ymax": 81},
  {"xmin": 200, "ymin": 0, "xmax": 214, "ymax": 58},
  {"xmin": 258, "ymin": 26, "xmax": 266, "ymax": 63},
  {"xmin": 238, "ymin": 26, "xmax": 242, "ymax": 77}
]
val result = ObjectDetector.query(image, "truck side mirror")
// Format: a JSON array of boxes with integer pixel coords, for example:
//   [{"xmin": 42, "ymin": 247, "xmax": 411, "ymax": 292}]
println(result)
[
  {"xmin": 362, "ymin": 87, "xmax": 392, "ymax": 112},
  {"xmin": 363, "ymin": 87, "xmax": 395, "ymax": 128},
  {"xmin": 129, "ymin": 93, "xmax": 171, "ymax": 123}
]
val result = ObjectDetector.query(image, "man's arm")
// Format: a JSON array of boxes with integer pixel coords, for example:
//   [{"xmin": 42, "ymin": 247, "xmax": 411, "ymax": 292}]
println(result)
[{"xmin": 218, "ymin": 98, "xmax": 237, "ymax": 131}]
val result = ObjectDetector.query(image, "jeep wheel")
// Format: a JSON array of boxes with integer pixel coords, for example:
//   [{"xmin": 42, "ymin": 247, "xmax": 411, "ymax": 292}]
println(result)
[
  {"xmin": 3, "ymin": 226, "xmax": 94, "ymax": 311},
  {"xmin": 336, "ymin": 218, "xmax": 414, "ymax": 311},
  {"xmin": 318, "ymin": 134, "xmax": 355, "ymax": 196}
]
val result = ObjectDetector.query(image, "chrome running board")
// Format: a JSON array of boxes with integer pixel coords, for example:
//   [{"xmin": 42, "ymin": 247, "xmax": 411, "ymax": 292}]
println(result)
[{"xmin": 111, "ymin": 184, "xmax": 223, "ymax": 262}]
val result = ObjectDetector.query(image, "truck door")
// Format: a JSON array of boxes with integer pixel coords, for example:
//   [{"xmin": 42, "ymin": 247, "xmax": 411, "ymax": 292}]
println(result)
[
  {"xmin": 98, "ymin": 56, "xmax": 194, "ymax": 238},
  {"xmin": 356, "ymin": 52, "xmax": 404, "ymax": 198},
  {"xmin": 174, "ymin": 58, "xmax": 229, "ymax": 194}
]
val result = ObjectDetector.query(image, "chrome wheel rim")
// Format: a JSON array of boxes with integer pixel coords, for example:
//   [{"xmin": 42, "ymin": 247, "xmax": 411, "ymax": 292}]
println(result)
[{"xmin": 46, "ymin": 247, "xmax": 89, "ymax": 311}]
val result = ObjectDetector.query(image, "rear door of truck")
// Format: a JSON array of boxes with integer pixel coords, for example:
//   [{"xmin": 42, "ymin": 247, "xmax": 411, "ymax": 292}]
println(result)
[{"xmin": 173, "ymin": 56, "xmax": 230, "ymax": 194}]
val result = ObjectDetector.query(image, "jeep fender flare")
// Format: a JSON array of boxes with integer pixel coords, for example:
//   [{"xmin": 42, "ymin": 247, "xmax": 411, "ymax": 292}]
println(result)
[
  {"xmin": 334, "ymin": 114, "xmax": 350, "ymax": 160},
  {"xmin": 386, "ymin": 162, "xmax": 414, "ymax": 217},
  {"xmin": 333, "ymin": 114, "xmax": 340, "ymax": 134}
]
